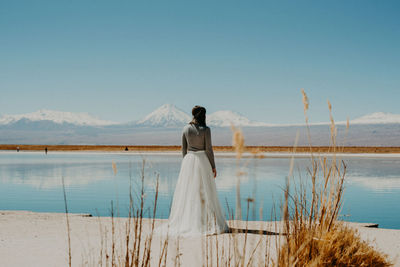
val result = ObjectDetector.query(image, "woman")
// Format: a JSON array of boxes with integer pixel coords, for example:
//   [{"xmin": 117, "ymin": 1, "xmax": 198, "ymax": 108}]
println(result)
[{"xmin": 158, "ymin": 106, "xmax": 228, "ymax": 236}]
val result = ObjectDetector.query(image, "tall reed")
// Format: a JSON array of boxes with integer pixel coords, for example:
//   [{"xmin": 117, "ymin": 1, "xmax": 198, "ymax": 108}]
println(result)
[
  {"xmin": 62, "ymin": 176, "xmax": 72, "ymax": 267},
  {"xmin": 86, "ymin": 159, "xmax": 166, "ymax": 267},
  {"xmin": 276, "ymin": 89, "xmax": 391, "ymax": 266}
]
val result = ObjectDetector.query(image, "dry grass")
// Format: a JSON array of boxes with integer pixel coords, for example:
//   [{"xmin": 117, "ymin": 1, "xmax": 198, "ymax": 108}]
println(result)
[
  {"xmin": 77, "ymin": 160, "xmax": 168, "ymax": 267},
  {"xmin": 278, "ymin": 224, "xmax": 391, "ymax": 266},
  {"xmin": 276, "ymin": 90, "xmax": 392, "ymax": 266}
]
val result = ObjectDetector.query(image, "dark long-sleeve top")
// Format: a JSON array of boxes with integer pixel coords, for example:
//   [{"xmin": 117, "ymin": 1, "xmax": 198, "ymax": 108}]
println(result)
[{"xmin": 181, "ymin": 123, "xmax": 216, "ymax": 169}]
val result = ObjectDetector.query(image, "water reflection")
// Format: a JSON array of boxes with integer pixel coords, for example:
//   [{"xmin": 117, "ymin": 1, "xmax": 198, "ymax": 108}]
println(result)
[
  {"xmin": 348, "ymin": 175, "xmax": 400, "ymax": 192},
  {"xmin": 0, "ymin": 163, "xmax": 113, "ymax": 189},
  {"xmin": 0, "ymin": 152, "xmax": 400, "ymax": 229}
]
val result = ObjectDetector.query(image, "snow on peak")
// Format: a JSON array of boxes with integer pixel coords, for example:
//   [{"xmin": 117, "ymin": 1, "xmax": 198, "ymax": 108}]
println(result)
[
  {"xmin": 0, "ymin": 109, "xmax": 117, "ymax": 126},
  {"xmin": 207, "ymin": 110, "xmax": 270, "ymax": 127},
  {"xmin": 351, "ymin": 112, "xmax": 400, "ymax": 124},
  {"xmin": 136, "ymin": 105, "xmax": 271, "ymax": 127},
  {"xmin": 136, "ymin": 104, "xmax": 191, "ymax": 127}
]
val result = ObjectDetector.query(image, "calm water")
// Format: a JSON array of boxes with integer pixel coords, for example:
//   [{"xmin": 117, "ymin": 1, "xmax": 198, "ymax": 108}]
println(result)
[{"xmin": 1, "ymin": 152, "xmax": 399, "ymax": 229}]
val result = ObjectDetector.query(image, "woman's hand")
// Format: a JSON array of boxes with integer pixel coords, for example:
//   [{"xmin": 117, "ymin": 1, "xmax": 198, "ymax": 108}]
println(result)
[{"xmin": 212, "ymin": 168, "xmax": 217, "ymax": 178}]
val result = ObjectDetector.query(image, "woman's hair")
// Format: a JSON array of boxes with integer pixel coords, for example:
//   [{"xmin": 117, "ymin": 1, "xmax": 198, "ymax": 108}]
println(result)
[{"xmin": 191, "ymin": 105, "xmax": 206, "ymax": 126}]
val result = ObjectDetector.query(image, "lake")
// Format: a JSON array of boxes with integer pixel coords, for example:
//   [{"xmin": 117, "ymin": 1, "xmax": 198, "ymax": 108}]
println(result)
[{"xmin": 0, "ymin": 152, "xmax": 399, "ymax": 229}]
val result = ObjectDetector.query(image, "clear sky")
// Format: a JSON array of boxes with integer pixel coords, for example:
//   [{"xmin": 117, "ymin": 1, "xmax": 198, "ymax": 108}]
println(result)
[{"xmin": 1, "ymin": 0, "xmax": 399, "ymax": 124}]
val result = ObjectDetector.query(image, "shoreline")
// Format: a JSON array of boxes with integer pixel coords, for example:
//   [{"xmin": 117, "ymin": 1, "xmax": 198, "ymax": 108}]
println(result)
[
  {"xmin": 2, "ymin": 144, "xmax": 400, "ymax": 154},
  {"xmin": 1, "ymin": 210, "xmax": 399, "ymax": 266},
  {"xmin": 2, "ymin": 150, "xmax": 400, "ymax": 159},
  {"xmin": 2, "ymin": 144, "xmax": 400, "ymax": 159}
]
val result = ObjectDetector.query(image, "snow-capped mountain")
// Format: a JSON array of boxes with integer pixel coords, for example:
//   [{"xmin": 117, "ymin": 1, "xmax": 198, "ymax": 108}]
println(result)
[
  {"xmin": 135, "ymin": 104, "xmax": 191, "ymax": 127},
  {"xmin": 0, "ymin": 109, "xmax": 117, "ymax": 126},
  {"xmin": 207, "ymin": 110, "xmax": 271, "ymax": 127},
  {"xmin": 350, "ymin": 112, "xmax": 400, "ymax": 124},
  {"xmin": 134, "ymin": 104, "xmax": 270, "ymax": 127}
]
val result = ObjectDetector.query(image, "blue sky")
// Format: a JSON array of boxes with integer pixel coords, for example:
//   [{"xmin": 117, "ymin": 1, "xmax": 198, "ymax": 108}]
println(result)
[{"xmin": 1, "ymin": 0, "xmax": 399, "ymax": 123}]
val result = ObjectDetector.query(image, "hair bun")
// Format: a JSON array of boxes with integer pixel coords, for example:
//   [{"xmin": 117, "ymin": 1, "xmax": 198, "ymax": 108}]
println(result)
[
  {"xmin": 192, "ymin": 105, "xmax": 206, "ymax": 116},
  {"xmin": 191, "ymin": 105, "xmax": 207, "ymax": 126}
]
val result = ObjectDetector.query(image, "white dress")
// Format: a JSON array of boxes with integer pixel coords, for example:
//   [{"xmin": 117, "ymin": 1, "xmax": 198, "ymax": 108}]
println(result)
[{"xmin": 156, "ymin": 125, "xmax": 228, "ymax": 236}]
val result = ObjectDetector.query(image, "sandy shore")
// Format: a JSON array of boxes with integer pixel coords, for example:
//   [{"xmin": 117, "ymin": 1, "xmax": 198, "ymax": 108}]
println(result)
[{"xmin": 0, "ymin": 211, "xmax": 399, "ymax": 266}]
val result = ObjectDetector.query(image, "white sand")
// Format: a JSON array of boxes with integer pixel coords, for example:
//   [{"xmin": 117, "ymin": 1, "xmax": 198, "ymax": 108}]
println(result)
[{"xmin": 1, "ymin": 211, "xmax": 399, "ymax": 266}]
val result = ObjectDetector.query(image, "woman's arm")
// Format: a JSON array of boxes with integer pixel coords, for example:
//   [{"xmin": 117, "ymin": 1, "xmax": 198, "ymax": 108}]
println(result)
[
  {"xmin": 182, "ymin": 131, "xmax": 188, "ymax": 157},
  {"xmin": 205, "ymin": 127, "xmax": 216, "ymax": 176}
]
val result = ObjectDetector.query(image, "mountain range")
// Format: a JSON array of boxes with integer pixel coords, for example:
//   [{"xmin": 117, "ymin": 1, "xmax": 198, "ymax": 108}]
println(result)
[
  {"xmin": 1, "ymin": 104, "xmax": 400, "ymax": 146},
  {"xmin": 0, "ymin": 104, "xmax": 271, "ymax": 128},
  {"xmin": 0, "ymin": 109, "xmax": 117, "ymax": 126},
  {"xmin": 1, "ymin": 104, "xmax": 400, "ymax": 128}
]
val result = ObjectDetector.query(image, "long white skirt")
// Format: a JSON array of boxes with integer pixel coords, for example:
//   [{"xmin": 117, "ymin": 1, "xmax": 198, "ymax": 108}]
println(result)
[{"xmin": 157, "ymin": 151, "xmax": 228, "ymax": 237}]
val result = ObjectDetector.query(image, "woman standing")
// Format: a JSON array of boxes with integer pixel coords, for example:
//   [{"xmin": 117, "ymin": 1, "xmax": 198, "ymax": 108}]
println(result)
[{"xmin": 160, "ymin": 105, "xmax": 228, "ymax": 236}]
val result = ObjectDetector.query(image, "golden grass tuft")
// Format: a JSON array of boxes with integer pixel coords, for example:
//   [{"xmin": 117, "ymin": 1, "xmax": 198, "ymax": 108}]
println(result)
[
  {"xmin": 112, "ymin": 161, "xmax": 117, "ymax": 176},
  {"xmin": 301, "ymin": 88, "xmax": 309, "ymax": 113},
  {"xmin": 278, "ymin": 224, "xmax": 391, "ymax": 266},
  {"xmin": 231, "ymin": 125, "xmax": 245, "ymax": 160}
]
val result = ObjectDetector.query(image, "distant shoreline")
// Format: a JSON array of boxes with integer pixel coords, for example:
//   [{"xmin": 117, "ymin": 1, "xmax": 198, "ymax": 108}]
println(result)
[{"xmin": 1, "ymin": 144, "xmax": 400, "ymax": 154}]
